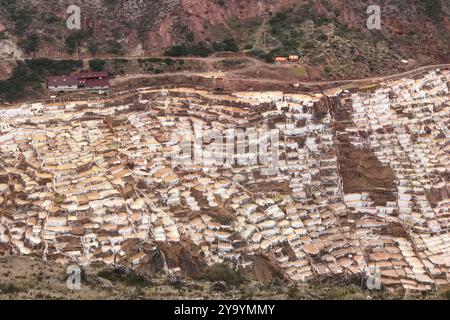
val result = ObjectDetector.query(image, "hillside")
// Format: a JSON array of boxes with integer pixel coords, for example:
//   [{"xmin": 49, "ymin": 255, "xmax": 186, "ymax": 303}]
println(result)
[
  {"xmin": 0, "ymin": 256, "xmax": 448, "ymax": 300},
  {"xmin": 0, "ymin": 0, "xmax": 449, "ymax": 80}
]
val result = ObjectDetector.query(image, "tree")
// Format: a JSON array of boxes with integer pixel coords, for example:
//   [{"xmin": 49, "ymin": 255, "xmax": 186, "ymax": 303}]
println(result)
[{"xmin": 20, "ymin": 33, "xmax": 40, "ymax": 54}]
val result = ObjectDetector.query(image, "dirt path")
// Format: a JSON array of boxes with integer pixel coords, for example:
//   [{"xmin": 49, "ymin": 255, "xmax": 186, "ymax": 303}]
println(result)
[
  {"xmin": 111, "ymin": 61, "xmax": 450, "ymax": 88},
  {"xmin": 5, "ymin": 52, "xmax": 449, "ymax": 87}
]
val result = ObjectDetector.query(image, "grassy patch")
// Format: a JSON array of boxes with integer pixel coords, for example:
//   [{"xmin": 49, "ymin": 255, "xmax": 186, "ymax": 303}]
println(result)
[{"xmin": 290, "ymin": 65, "xmax": 308, "ymax": 78}]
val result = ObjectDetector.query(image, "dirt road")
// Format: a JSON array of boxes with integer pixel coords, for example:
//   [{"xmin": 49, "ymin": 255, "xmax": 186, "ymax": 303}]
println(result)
[
  {"xmin": 5, "ymin": 52, "xmax": 449, "ymax": 87},
  {"xmin": 111, "ymin": 60, "xmax": 450, "ymax": 88}
]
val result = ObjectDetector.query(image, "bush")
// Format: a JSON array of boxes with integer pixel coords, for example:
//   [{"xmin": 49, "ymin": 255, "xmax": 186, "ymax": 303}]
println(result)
[
  {"xmin": 97, "ymin": 267, "xmax": 150, "ymax": 287},
  {"xmin": 287, "ymin": 285, "xmax": 300, "ymax": 299},
  {"xmin": 421, "ymin": 0, "xmax": 442, "ymax": 20},
  {"xmin": 165, "ymin": 44, "xmax": 190, "ymax": 57},
  {"xmin": 11, "ymin": 8, "xmax": 33, "ymax": 36},
  {"xmin": 103, "ymin": 0, "xmax": 119, "ymax": 6},
  {"xmin": 19, "ymin": 33, "xmax": 40, "ymax": 54},
  {"xmin": 0, "ymin": 283, "xmax": 21, "ymax": 294},
  {"xmin": 250, "ymin": 49, "xmax": 275, "ymax": 63},
  {"xmin": 189, "ymin": 42, "xmax": 213, "ymax": 57},
  {"xmin": 139, "ymin": 57, "xmax": 163, "ymax": 64},
  {"xmin": 87, "ymin": 41, "xmax": 99, "ymax": 55},
  {"xmin": 199, "ymin": 263, "xmax": 246, "ymax": 286},
  {"xmin": 163, "ymin": 58, "xmax": 176, "ymax": 66},
  {"xmin": 65, "ymin": 30, "xmax": 92, "ymax": 55},
  {"xmin": 105, "ymin": 40, "xmax": 123, "ymax": 54},
  {"xmin": 25, "ymin": 58, "xmax": 83, "ymax": 76},
  {"xmin": 165, "ymin": 43, "xmax": 213, "ymax": 57},
  {"xmin": 89, "ymin": 59, "xmax": 107, "ymax": 71},
  {"xmin": 443, "ymin": 289, "xmax": 450, "ymax": 300},
  {"xmin": 213, "ymin": 38, "xmax": 239, "ymax": 52}
]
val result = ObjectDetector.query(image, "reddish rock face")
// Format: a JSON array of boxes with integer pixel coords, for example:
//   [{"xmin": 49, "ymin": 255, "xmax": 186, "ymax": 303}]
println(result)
[
  {"xmin": 1, "ymin": 0, "xmax": 449, "ymax": 70},
  {"xmin": 145, "ymin": 0, "xmax": 300, "ymax": 53}
]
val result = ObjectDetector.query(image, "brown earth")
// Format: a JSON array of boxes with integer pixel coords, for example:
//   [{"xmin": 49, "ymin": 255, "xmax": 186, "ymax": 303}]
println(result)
[{"xmin": 337, "ymin": 142, "xmax": 397, "ymax": 206}]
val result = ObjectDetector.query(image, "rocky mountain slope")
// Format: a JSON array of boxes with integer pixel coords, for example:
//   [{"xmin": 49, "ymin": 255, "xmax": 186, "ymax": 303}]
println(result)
[{"xmin": 0, "ymin": 0, "xmax": 449, "ymax": 78}]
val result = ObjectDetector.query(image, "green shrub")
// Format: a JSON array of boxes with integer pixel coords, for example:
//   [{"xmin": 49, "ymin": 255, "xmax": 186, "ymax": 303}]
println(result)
[
  {"xmin": 189, "ymin": 42, "xmax": 213, "ymax": 57},
  {"xmin": 89, "ymin": 59, "xmax": 107, "ymax": 71},
  {"xmin": 165, "ymin": 43, "xmax": 213, "ymax": 57},
  {"xmin": 250, "ymin": 49, "xmax": 275, "ymax": 63},
  {"xmin": 11, "ymin": 8, "xmax": 33, "ymax": 36},
  {"xmin": 19, "ymin": 33, "xmax": 40, "ymax": 54},
  {"xmin": 65, "ymin": 30, "xmax": 92, "ymax": 55},
  {"xmin": 163, "ymin": 58, "xmax": 176, "ymax": 66},
  {"xmin": 213, "ymin": 38, "xmax": 239, "ymax": 52},
  {"xmin": 97, "ymin": 268, "xmax": 150, "ymax": 287},
  {"xmin": 442, "ymin": 289, "xmax": 450, "ymax": 300},
  {"xmin": 140, "ymin": 57, "xmax": 163, "ymax": 63},
  {"xmin": 165, "ymin": 44, "xmax": 190, "ymax": 57},
  {"xmin": 287, "ymin": 285, "xmax": 301, "ymax": 299},
  {"xmin": 103, "ymin": 0, "xmax": 119, "ymax": 6},
  {"xmin": 0, "ymin": 283, "xmax": 21, "ymax": 294},
  {"xmin": 421, "ymin": 0, "xmax": 442, "ymax": 20},
  {"xmin": 105, "ymin": 40, "xmax": 123, "ymax": 54},
  {"xmin": 87, "ymin": 41, "xmax": 99, "ymax": 55},
  {"xmin": 199, "ymin": 263, "xmax": 246, "ymax": 286}
]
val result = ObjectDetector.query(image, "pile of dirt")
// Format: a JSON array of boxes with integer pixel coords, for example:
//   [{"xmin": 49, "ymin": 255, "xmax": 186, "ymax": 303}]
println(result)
[
  {"xmin": 337, "ymin": 140, "xmax": 397, "ymax": 206},
  {"xmin": 151, "ymin": 242, "xmax": 206, "ymax": 278},
  {"xmin": 247, "ymin": 254, "xmax": 286, "ymax": 284}
]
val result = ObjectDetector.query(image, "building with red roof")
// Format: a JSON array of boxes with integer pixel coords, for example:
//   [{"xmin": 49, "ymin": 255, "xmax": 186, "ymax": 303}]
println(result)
[{"xmin": 48, "ymin": 71, "xmax": 110, "ymax": 92}]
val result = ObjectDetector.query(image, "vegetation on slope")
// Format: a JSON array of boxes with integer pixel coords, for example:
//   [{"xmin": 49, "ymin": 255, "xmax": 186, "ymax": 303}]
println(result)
[
  {"xmin": 164, "ymin": 38, "xmax": 239, "ymax": 57},
  {"xmin": 0, "ymin": 256, "xmax": 448, "ymax": 300},
  {"xmin": 0, "ymin": 59, "xmax": 82, "ymax": 102}
]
